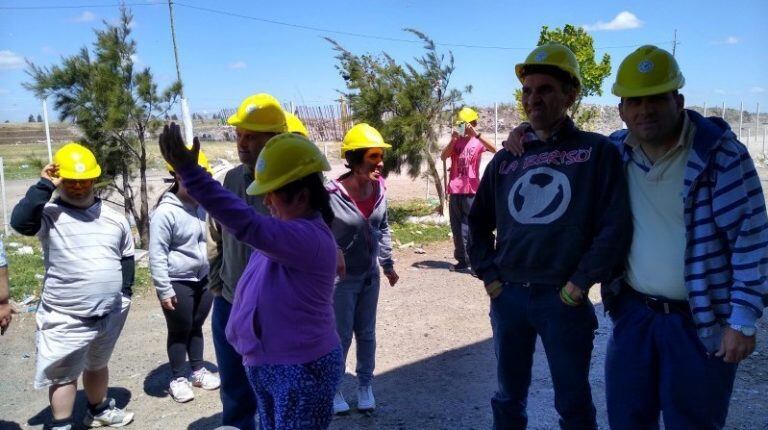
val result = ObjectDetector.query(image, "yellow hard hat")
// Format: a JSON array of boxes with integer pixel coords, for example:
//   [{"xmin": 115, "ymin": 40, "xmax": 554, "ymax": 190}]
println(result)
[
  {"xmin": 340, "ymin": 123, "xmax": 392, "ymax": 157},
  {"xmin": 227, "ymin": 93, "xmax": 288, "ymax": 133},
  {"xmin": 612, "ymin": 45, "xmax": 685, "ymax": 98},
  {"xmin": 246, "ymin": 133, "xmax": 331, "ymax": 196},
  {"xmin": 515, "ymin": 42, "xmax": 582, "ymax": 87},
  {"xmin": 285, "ymin": 112, "xmax": 309, "ymax": 137},
  {"xmin": 54, "ymin": 142, "xmax": 101, "ymax": 180},
  {"xmin": 456, "ymin": 107, "xmax": 479, "ymax": 124},
  {"xmin": 166, "ymin": 149, "xmax": 212, "ymax": 174}
]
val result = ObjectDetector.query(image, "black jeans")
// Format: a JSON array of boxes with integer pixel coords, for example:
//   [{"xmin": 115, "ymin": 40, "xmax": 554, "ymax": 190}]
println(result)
[
  {"xmin": 449, "ymin": 194, "xmax": 475, "ymax": 265},
  {"xmin": 490, "ymin": 282, "xmax": 598, "ymax": 430},
  {"xmin": 162, "ymin": 278, "xmax": 213, "ymax": 378}
]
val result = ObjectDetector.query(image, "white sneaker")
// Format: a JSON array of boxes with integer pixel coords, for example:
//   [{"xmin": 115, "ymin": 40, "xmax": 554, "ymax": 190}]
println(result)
[
  {"xmin": 82, "ymin": 398, "xmax": 135, "ymax": 427},
  {"xmin": 357, "ymin": 385, "xmax": 375, "ymax": 411},
  {"xmin": 333, "ymin": 391, "xmax": 350, "ymax": 415},
  {"xmin": 191, "ymin": 368, "xmax": 221, "ymax": 390},
  {"xmin": 169, "ymin": 377, "xmax": 195, "ymax": 403}
]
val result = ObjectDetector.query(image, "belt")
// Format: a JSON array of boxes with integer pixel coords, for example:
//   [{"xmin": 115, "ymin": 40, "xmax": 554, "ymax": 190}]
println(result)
[{"xmin": 624, "ymin": 285, "xmax": 691, "ymax": 317}]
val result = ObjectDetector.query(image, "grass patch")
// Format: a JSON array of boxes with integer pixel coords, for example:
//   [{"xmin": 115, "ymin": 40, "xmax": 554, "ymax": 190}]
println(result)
[
  {"xmin": 388, "ymin": 199, "xmax": 450, "ymax": 246},
  {"xmin": 4, "ymin": 234, "xmax": 152, "ymax": 301}
]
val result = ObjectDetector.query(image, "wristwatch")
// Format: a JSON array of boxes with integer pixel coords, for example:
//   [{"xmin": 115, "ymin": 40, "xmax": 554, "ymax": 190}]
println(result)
[{"xmin": 730, "ymin": 324, "xmax": 756, "ymax": 337}]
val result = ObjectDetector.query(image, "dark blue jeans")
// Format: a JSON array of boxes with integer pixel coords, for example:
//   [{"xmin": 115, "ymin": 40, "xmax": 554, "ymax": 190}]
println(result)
[
  {"xmin": 605, "ymin": 291, "xmax": 738, "ymax": 430},
  {"xmin": 212, "ymin": 296, "xmax": 258, "ymax": 430},
  {"xmin": 490, "ymin": 283, "xmax": 598, "ymax": 430}
]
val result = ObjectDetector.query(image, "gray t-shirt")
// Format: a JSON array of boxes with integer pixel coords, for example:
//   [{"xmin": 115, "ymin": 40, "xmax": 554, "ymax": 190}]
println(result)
[{"xmin": 39, "ymin": 200, "xmax": 134, "ymax": 317}]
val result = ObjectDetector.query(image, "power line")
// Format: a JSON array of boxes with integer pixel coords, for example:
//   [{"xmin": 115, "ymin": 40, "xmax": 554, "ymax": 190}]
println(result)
[
  {"xmin": 173, "ymin": 2, "xmax": 672, "ymax": 51},
  {"xmin": 0, "ymin": 2, "xmax": 160, "ymax": 10},
  {"xmin": 1, "ymin": 1, "xmax": 674, "ymax": 52}
]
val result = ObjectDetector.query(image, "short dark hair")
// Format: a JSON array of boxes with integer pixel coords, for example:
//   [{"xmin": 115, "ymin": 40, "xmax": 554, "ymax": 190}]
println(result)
[
  {"xmin": 273, "ymin": 173, "xmax": 334, "ymax": 227},
  {"xmin": 520, "ymin": 65, "xmax": 580, "ymax": 94},
  {"xmin": 343, "ymin": 148, "xmax": 368, "ymax": 171}
]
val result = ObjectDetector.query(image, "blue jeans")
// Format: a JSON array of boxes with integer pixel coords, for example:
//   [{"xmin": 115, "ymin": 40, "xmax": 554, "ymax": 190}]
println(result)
[
  {"xmin": 605, "ymin": 290, "xmax": 738, "ymax": 430},
  {"xmin": 333, "ymin": 270, "xmax": 380, "ymax": 386},
  {"xmin": 246, "ymin": 346, "xmax": 342, "ymax": 430},
  {"xmin": 212, "ymin": 296, "xmax": 258, "ymax": 430},
  {"xmin": 490, "ymin": 283, "xmax": 598, "ymax": 430}
]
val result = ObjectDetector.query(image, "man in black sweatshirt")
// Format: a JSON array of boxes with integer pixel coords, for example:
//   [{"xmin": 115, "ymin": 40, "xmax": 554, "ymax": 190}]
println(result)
[{"xmin": 468, "ymin": 43, "xmax": 631, "ymax": 430}]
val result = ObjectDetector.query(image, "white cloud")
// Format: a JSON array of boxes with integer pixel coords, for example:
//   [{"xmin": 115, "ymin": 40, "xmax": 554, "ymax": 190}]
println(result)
[
  {"xmin": 725, "ymin": 36, "xmax": 740, "ymax": 44},
  {"xmin": 0, "ymin": 50, "xmax": 25, "ymax": 70},
  {"xmin": 751, "ymin": 87, "xmax": 765, "ymax": 94},
  {"xmin": 714, "ymin": 89, "xmax": 727, "ymax": 95},
  {"xmin": 130, "ymin": 54, "xmax": 140, "ymax": 64},
  {"xmin": 229, "ymin": 61, "xmax": 247, "ymax": 69},
  {"xmin": 72, "ymin": 11, "xmax": 97, "ymax": 23},
  {"xmin": 584, "ymin": 11, "xmax": 643, "ymax": 31},
  {"xmin": 0, "ymin": 88, "xmax": 9, "ymax": 95}
]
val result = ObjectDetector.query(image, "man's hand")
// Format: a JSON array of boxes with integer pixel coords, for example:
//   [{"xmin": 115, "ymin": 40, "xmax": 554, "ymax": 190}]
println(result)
[
  {"xmin": 486, "ymin": 280, "xmax": 503, "ymax": 299},
  {"xmin": 716, "ymin": 327, "xmax": 756, "ymax": 363},
  {"xmin": 160, "ymin": 296, "xmax": 178, "ymax": 311},
  {"xmin": 41, "ymin": 163, "xmax": 62, "ymax": 187},
  {"xmin": 466, "ymin": 123, "xmax": 479, "ymax": 138},
  {"xmin": 336, "ymin": 248, "xmax": 346, "ymax": 278},
  {"xmin": 159, "ymin": 122, "xmax": 200, "ymax": 174},
  {"xmin": 383, "ymin": 269, "xmax": 399, "ymax": 287},
  {"xmin": 560, "ymin": 281, "xmax": 584, "ymax": 306},
  {"xmin": 0, "ymin": 303, "xmax": 16, "ymax": 335},
  {"xmin": 502, "ymin": 124, "xmax": 529, "ymax": 156}
]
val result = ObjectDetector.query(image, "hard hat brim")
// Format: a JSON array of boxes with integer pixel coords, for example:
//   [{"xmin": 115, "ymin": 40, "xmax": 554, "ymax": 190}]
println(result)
[
  {"xmin": 246, "ymin": 159, "xmax": 331, "ymax": 196},
  {"xmin": 339, "ymin": 142, "xmax": 392, "ymax": 158},
  {"xmin": 227, "ymin": 114, "xmax": 287, "ymax": 133},
  {"xmin": 612, "ymin": 77, "xmax": 686, "ymax": 98},
  {"xmin": 58, "ymin": 166, "xmax": 101, "ymax": 180},
  {"xmin": 515, "ymin": 63, "xmax": 582, "ymax": 87}
]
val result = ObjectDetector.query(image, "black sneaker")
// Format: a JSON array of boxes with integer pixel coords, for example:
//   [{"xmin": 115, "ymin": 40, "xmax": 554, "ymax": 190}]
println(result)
[{"xmin": 450, "ymin": 262, "xmax": 469, "ymax": 272}]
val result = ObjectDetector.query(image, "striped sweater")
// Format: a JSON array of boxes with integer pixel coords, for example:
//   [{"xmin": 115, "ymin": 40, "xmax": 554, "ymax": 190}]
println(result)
[{"xmin": 610, "ymin": 109, "xmax": 768, "ymax": 351}]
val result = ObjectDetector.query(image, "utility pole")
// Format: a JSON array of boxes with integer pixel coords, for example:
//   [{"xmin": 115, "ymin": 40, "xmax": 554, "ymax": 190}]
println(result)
[
  {"xmin": 167, "ymin": 0, "xmax": 193, "ymax": 145},
  {"xmin": 672, "ymin": 29, "xmax": 678, "ymax": 56},
  {"xmin": 168, "ymin": 0, "xmax": 183, "ymax": 88}
]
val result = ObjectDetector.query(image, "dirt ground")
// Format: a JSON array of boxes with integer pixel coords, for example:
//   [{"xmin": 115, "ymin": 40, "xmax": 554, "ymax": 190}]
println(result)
[
  {"xmin": 1, "ymin": 154, "xmax": 767, "ymax": 430},
  {"xmin": 0, "ymin": 237, "xmax": 767, "ymax": 429}
]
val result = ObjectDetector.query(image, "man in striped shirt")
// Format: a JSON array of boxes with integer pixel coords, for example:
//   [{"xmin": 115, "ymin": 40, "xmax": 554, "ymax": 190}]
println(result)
[
  {"xmin": 11, "ymin": 143, "xmax": 135, "ymax": 430},
  {"xmin": 603, "ymin": 46, "xmax": 767, "ymax": 429}
]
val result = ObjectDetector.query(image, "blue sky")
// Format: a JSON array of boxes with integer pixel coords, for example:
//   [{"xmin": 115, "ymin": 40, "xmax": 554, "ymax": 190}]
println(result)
[{"xmin": 1, "ymin": 0, "xmax": 766, "ymax": 122}]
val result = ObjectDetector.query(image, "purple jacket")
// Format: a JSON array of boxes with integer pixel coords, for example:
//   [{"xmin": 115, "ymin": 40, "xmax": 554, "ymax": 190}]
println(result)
[{"xmin": 179, "ymin": 165, "xmax": 339, "ymax": 366}]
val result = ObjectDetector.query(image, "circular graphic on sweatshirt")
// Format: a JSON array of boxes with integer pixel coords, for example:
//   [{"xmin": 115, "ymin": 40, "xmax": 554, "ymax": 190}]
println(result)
[{"xmin": 508, "ymin": 167, "xmax": 571, "ymax": 224}]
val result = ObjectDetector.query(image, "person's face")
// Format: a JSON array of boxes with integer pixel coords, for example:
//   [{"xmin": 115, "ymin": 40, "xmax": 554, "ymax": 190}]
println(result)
[
  {"xmin": 60, "ymin": 179, "xmax": 95, "ymax": 205},
  {"xmin": 355, "ymin": 148, "xmax": 385, "ymax": 181},
  {"xmin": 263, "ymin": 190, "xmax": 307, "ymax": 221},
  {"xmin": 521, "ymin": 73, "xmax": 577, "ymax": 131},
  {"xmin": 236, "ymin": 128, "xmax": 274, "ymax": 168},
  {"xmin": 619, "ymin": 92, "xmax": 685, "ymax": 145}
]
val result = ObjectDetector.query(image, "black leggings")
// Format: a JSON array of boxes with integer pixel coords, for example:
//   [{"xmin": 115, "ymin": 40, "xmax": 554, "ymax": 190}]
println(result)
[{"xmin": 162, "ymin": 279, "xmax": 213, "ymax": 378}]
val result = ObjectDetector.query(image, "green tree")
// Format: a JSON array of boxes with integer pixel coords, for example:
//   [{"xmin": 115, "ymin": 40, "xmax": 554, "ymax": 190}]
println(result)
[
  {"xmin": 328, "ymin": 29, "xmax": 467, "ymax": 213},
  {"xmin": 36, "ymin": 114, "xmax": 43, "ymax": 122},
  {"xmin": 515, "ymin": 24, "xmax": 611, "ymax": 128},
  {"xmin": 27, "ymin": 114, "xmax": 35, "ymax": 123},
  {"xmin": 24, "ymin": 7, "xmax": 181, "ymax": 247}
]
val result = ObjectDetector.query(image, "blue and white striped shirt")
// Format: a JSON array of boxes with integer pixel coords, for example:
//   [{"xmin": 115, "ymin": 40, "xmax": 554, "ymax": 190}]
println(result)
[{"xmin": 612, "ymin": 110, "xmax": 768, "ymax": 351}]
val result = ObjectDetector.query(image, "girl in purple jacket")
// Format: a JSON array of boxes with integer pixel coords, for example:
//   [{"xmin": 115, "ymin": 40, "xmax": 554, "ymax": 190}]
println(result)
[{"xmin": 159, "ymin": 123, "xmax": 342, "ymax": 429}]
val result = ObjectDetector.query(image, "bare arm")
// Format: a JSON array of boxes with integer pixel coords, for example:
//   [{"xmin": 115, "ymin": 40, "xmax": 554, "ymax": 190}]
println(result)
[{"xmin": 440, "ymin": 131, "xmax": 460, "ymax": 161}]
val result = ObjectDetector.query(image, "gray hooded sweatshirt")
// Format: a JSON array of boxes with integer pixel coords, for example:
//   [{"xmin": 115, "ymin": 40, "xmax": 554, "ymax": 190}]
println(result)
[
  {"xmin": 327, "ymin": 178, "xmax": 394, "ymax": 277},
  {"xmin": 149, "ymin": 192, "xmax": 209, "ymax": 300}
]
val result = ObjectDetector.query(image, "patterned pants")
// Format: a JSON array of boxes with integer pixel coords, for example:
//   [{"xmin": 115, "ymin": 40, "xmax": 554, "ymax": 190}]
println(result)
[{"xmin": 246, "ymin": 346, "xmax": 342, "ymax": 430}]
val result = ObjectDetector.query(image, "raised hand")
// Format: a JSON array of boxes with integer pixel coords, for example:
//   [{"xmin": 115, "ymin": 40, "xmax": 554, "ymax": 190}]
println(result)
[
  {"xmin": 41, "ymin": 163, "xmax": 62, "ymax": 186},
  {"xmin": 158, "ymin": 122, "xmax": 200, "ymax": 175}
]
